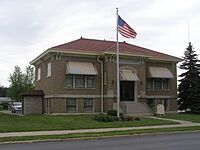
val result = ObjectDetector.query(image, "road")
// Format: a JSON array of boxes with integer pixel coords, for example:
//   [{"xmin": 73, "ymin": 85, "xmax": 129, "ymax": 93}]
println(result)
[{"xmin": 0, "ymin": 132, "xmax": 200, "ymax": 150}]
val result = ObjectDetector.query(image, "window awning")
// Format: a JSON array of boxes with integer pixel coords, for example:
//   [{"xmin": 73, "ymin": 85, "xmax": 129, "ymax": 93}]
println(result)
[
  {"xmin": 149, "ymin": 67, "xmax": 174, "ymax": 78},
  {"xmin": 120, "ymin": 70, "xmax": 139, "ymax": 81},
  {"xmin": 66, "ymin": 61, "xmax": 98, "ymax": 75}
]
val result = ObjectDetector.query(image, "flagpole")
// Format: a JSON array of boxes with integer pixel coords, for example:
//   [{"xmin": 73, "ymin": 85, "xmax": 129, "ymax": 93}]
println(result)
[{"xmin": 116, "ymin": 8, "xmax": 120, "ymax": 118}]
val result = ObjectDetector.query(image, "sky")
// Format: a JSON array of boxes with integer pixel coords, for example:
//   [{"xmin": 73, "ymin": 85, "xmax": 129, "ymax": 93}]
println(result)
[{"xmin": 0, "ymin": 0, "xmax": 200, "ymax": 87}]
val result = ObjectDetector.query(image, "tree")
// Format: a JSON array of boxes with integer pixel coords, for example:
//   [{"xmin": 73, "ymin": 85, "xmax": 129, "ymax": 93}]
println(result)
[
  {"xmin": 178, "ymin": 42, "xmax": 200, "ymax": 113},
  {"xmin": 0, "ymin": 85, "xmax": 8, "ymax": 97},
  {"xmin": 7, "ymin": 65, "xmax": 34, "ymax": 101}
]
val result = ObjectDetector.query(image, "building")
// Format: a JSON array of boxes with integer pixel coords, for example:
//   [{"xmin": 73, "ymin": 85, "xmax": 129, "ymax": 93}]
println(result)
[{"xmin": 29, "ymin": 37, "xmax": 181, "ymax": 115}]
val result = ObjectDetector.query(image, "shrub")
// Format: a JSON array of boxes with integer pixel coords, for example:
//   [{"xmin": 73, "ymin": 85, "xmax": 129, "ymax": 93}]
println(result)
[
  {"xmin": 107, "ymin": 110, "xmax": 117, "ymax": 116},
  {"xmin": 93, "ymin": 114, "xmax": 119, "ymax": 122},
  {"xmin": 121, "ymin": 114, "xmax": 134, "ymax": 121},
  {"xmin": 127, "ymin": 115, "xmax": 134, "ymax": 121},
  {"xmin": 134, "ymin": 117, "xmax": 141, "ymax": 121},
  {"xmin": 120, "ymin": 114, "xmax": 128, "ymax": 121},
  {"xmin": 0, "ymin": 102, "xmax": 9, "ymax": 109},
  {"xmin": 0, "ymin": 105, "xmax": 3, "ymax": 110},
  {"xmin": 120, "ymin": 114, "xmax": 141, "ymax": 121}
]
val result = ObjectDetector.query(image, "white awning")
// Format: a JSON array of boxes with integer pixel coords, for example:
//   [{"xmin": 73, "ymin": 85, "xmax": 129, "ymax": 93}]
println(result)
[
  {"xmin": 149, "ymin": 67, "xmax": 174, "ymax": 78},
  {"xmin": 120, "ymin": 70, "xmax": 139, "ymax": 81},
  {"xmin": 66, "ymin": 61, "xmax": 98, "ymax": 75}
]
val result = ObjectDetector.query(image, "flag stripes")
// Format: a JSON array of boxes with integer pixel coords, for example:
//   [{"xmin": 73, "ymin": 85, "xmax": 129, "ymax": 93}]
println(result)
[{"xmin": 118, "ymin": 15, "xmax": 137, "ymax": 38}]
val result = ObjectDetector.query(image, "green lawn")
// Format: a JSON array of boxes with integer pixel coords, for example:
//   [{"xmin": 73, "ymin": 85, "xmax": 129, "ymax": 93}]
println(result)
[
  {"xmin": 0, "ymin": 113, "xmax": 176, "ymax": 133},
  {"xmin": 162, "ymin": 114, "xmax": 200, "ymax": 123}
]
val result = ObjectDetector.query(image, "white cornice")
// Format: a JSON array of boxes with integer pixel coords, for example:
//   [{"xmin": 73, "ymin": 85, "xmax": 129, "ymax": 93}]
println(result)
[{"xmin": 30, "ymin": 48, "xmax": 181, "ymax": 65}]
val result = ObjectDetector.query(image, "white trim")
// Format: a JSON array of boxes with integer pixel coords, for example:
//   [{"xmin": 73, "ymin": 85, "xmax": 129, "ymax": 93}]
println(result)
[
  {"xmin": 30, "ymin": 49, "xmax": 50, "ymax": 65},
  {"xmin": 37, "ymin": 67, "xmax": 41, "ymax": 81},
  {"xmin": 31, "ymin": 49, "xmax": 181, "ymax": 66},
  {"xmin": 47, "ymin": 62, "xmax": 52, "ymax": 77}
]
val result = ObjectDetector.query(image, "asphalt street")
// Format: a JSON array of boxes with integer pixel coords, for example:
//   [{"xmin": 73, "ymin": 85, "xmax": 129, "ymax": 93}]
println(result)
[{"xmin": 0, "ymin": 132, "xmax": 200, "ymax": 150}]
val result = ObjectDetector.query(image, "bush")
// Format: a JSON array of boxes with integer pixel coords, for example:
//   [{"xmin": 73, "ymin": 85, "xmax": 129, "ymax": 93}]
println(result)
[
  {"xmin": 107, "ymin": 110, "xmax": 117, "ymax": 116},
  {"xmin": 0, "ymin": 105, "xmax": 3, "ymax": 110},
  {"xmin": 93, "ymin": 114, "xmax": 119, "ymax": 122},
  {"xmin": 121, "ymin": 114, "xmax": 133, "ymax": 121},
  {"xmin": 127, "ymin": 115, "xmax": 134, "ymax": 121},
  {"xmin": 0, "ymin": 102, "xmax": 9, "ymax": 110},
  {"xmin": 134, "ymin": 117, "xmax": 141, "ymax": 121},
  {"xmin": 120, "ymin": 114, "xmax": 141, "ymax": 121}
]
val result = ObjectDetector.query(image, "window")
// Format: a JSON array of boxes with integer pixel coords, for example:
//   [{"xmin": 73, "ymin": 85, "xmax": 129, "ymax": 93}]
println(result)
[
  {"xmin": 66, "ymin": 98, "xmax": 76, "ymax": 112},
  {"xmin": 147, "ymin": 78, "xmax": 169, "ymax": 91},
  {"xmin": 163, "ymin": 79, "xmax": 169, "ymax": 90},
  {"xmin": 47, "ymin": 62, "xmax": 51, "ymax": 77},
  {"xmin": 84, "ymin": 98, "xmax": 93, "ymax": 112},
  {"xmin": 87, "ymin": 76, "xmax": 94, "ymax": 88},
  {"xmin": 65, "ymin": 75, "xmax": 94, "ymax": 88},
  {"xmin": 75, "ymin": 75, "xmax": 85, "ymax": 88},
  {"xmin": 37, "ymin": 68, "xmax": 41, "ymax": 81},
  {"xmin": 154, "ymin": 79, "xmax": 162, "ymax": 90},
  {"xmin": 66, "ymin": 75, "xmax": 73, "ymax": 88}
]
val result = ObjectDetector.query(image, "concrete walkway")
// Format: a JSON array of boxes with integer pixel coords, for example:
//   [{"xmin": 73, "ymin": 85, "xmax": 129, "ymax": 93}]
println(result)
[{"xmin": 0, "ymin": 117, "xmax": 200, "ymax": 138}]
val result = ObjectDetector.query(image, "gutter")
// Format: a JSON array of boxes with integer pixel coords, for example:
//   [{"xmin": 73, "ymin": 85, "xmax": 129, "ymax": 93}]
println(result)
[{"xmin": 97, "ymin": 56, "xmax": 104, "ymax": 114}]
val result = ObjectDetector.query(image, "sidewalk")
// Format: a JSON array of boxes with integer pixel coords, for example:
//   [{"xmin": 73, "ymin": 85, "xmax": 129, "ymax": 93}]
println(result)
[{"xmin": 0, "ymin": 117, "xmax": 200, "ymax": 138}]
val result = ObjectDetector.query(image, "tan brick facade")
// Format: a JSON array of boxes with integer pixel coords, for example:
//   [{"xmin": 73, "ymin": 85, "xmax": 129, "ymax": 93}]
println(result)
[
  {"xmin": 32, "ymin": 53, "xmax": 178, "ymax": 114},
  {"xmin": 30, "ymin": 38, "xmax": 180, "ymax": 115}
]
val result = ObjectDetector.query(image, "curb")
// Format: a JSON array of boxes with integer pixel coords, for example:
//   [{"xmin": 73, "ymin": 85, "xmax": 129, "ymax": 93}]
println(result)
[{"xmin": 0, "ymin": 129, "xmax": 200, "ymax": 145}]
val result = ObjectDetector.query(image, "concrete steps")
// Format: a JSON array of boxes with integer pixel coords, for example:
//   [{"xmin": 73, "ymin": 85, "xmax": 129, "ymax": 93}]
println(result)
[{"xmin": 120, "ymin": 101, "xmax": 154, "ymax": 116}]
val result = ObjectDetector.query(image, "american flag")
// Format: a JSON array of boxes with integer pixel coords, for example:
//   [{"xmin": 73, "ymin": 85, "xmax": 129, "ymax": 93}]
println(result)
[{"xmin": 118, "ymin": 15, "xmax": 137, "ymax": 38}]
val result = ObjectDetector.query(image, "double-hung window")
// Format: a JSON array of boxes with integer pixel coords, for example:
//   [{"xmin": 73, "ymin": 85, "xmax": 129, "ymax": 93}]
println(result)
[
  {"xmin": 75, "ymin": 75, "xmax": 85, "ymax": 88},
  {"xmin": 47, "ymin": 62, "xmax": 51, "ymax": 77},
  {"xmin": 66, "ymin": 98, "xmax": 76, "ymax": 112},
  {"xmin": 65, "ymin": 75, "xmax": 94, "ymax": 88},
  {"xmin": 66, "ymin": 75, "xmax": 73, "ymax": 88},
  {"xmin": 84, "ymin": 98, "xmax": 93, "ymax": 112},
  {"xmin": 37, "ymin": 68, "xmax": 41, "ymax": 81},
  {"xmin": 147, "ymin": 78, "xmax": 169, "ymax": 91}
]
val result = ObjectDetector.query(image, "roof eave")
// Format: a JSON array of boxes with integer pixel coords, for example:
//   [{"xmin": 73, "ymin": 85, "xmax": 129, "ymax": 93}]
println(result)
[
  {"xmin": 103, "ymin": 52, "xmax": 150, "ymax": 58},
  {"xmin": 148, "ymin": 57, "xmax": 182, "ymax": 62},
  {"xmin": 50, "ymin": 48, "xmax": 101, "ymax": 56},
  {"xmin": 30, "ymin": 48, "xmax": 182, "ymax": 65},
  {"xmin": 30, "ymin": 49, "xmax": 50, "ymax": 65}
]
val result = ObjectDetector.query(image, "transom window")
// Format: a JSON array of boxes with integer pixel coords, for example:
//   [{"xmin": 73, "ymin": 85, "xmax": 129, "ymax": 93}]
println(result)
[{"xmin": 65, "ymin": 75, "xmax": 94, "ymax": 88}]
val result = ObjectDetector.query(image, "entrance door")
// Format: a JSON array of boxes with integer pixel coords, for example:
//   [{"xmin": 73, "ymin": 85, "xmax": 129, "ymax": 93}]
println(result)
[{"xmin": 120, "ymin": 81, "xmax": 134, "ymax": 101}]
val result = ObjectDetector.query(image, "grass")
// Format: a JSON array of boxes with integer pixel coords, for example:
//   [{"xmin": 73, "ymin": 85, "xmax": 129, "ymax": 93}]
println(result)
[
  {"xmin": 0, "ymin": 126, "xmax": 200, "ymax": 143},
  {"xmin": 0, "ymin": 113, "xmax": 176, "ymax": 133},
  {"xmin": 162, "ymin": 114, "xmax": 200, "ymax": 123}
]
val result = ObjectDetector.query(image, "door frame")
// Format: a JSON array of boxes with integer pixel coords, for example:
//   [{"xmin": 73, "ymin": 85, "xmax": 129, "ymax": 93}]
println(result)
[{"xmin": 120, "ymin": 81, "xmax": 137, "ymax": 102}]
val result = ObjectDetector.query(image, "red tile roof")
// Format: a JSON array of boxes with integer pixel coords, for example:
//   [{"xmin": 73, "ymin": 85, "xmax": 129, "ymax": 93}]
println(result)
[{"xmin": 50, "ymin": 37, "xmax": 180, "ymax": 61}]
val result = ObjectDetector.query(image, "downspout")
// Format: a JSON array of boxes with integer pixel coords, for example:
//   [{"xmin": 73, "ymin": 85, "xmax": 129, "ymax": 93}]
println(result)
[{"xmin": 97, "ymin": 56, "xmax": 104, "ymax": 114}]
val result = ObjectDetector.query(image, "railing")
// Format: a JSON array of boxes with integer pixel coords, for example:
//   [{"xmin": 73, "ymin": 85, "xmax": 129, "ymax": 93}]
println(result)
[{"xmin": 142, "ymin": 102, "xmax": 154, "ymax": 114}]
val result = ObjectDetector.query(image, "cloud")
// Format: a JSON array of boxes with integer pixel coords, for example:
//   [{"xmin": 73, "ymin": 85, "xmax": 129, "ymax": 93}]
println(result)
[{"xmin": 0, "ymin": 0, "xmax": 200, "ymax": 86}]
